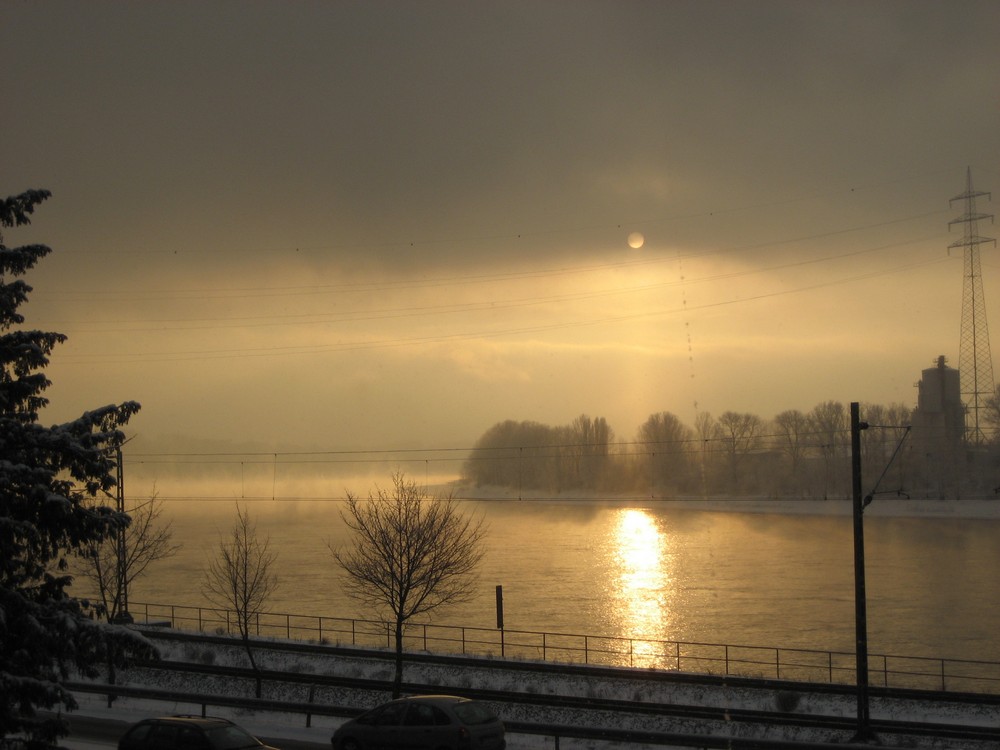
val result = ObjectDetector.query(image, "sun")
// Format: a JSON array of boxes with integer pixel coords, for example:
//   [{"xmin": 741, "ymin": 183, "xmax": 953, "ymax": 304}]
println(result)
[{"xmin": 627, "ymin": 232, "xmax": 645, "ymax": 249}]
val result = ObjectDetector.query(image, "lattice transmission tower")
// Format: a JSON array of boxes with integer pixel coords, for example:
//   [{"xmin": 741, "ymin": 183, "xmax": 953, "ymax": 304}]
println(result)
[{"xmin": 949, "ymin": 167, "xmax": 996, "ymax": 446}]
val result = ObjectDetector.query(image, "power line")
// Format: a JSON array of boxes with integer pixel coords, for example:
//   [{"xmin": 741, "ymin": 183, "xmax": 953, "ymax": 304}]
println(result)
[
  {"xmin": 51, "ymin": 244, "xmax": 951, "ymax": 364},
  {"xmin": 38, "ymin": 207, "xmax": 948, "ymax": 306}
]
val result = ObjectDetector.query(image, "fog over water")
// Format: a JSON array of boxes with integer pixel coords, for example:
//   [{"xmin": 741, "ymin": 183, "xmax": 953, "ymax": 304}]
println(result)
[{"xmin": 97, "ymin": 491, "xmax": 1000, "ymax": 667}]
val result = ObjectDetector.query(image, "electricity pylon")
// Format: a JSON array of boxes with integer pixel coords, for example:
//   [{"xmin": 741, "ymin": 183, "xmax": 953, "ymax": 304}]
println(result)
[{"xmin": 949, "ymin": 167, "xmax": 996, "ymax": 447}]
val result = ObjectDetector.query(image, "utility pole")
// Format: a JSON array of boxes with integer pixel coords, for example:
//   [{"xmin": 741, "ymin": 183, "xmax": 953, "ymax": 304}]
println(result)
[
  {"xmin": 114, "ymin": 444, "xmax": 132, "ymax": 623},
  {"xmin": 850, "ymin": 402, "xmax": 875, "ymax": 743},
  {"xmin": 949, "ymin": 168, "xmax": 996, "ymax": 447},
  {"xmin": 496, "ymin": 585, "xmax": 505, "ymax": 657}
]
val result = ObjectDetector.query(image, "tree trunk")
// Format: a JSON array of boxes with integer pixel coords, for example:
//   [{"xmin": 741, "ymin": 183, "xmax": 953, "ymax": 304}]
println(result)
[
  {"xmin": 243, "ymin": 634, "xmax": 262, "ymax": 698},
  {"xmin": 392, "ymin": 619, "xmax": 404, "ymax": 699}
]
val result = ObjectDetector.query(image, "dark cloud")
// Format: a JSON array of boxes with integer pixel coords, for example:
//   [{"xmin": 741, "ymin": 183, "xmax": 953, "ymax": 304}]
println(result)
[{"xmin": 3, "ymin": 1, "xmax": 999, "ymax": 449}]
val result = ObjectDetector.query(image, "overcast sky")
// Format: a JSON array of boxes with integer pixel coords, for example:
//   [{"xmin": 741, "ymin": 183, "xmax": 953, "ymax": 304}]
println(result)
[{"xmin": 4, "ymin": 1, "xmax": 1000, "ymax": 470}]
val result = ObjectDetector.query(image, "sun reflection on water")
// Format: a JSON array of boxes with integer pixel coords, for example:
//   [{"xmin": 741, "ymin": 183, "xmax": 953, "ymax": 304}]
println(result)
[{"xmin": 611, "ymin": 508, "xmax": 674, "ymax": 664}]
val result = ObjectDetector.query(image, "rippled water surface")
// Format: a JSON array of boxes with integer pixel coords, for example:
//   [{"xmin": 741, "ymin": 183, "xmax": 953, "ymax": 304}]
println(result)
[{"xmin": 116, "ymin": 498, "xmax": 1000, "ymax": 663}]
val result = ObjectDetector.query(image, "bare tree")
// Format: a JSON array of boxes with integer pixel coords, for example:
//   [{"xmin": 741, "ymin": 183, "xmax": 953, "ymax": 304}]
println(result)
[
  {"xmin": 809, "ymin": 400, "xmax": 849, "ymax": 498},
  {"xmin": 983, "ymin": 385, "xmax": 1000, "ymax": 443},
  {"xmin": 693, "ymin": 411, "xmax": 720, "ymax": 494},
  {"xmin": 80, "ymin": 490, "xmax": 181, "ymax": 624},
  {"xmin": 717, "ymin": 411, "xmax": 764, "ymax": 491},
  {"xmin": 637, "ymin": 411, "xmax": 694, "ymax": 494},
  {"xmin": 203, "ymin": 504, "xmax": 278, "ymax": 697},
  {"xmin": 773, "ymin": 410, "xmax": 810, "ymax": 493},
  {"xmin": 332, "ymin": 472, "xmax": 487, "ymax": 697}
]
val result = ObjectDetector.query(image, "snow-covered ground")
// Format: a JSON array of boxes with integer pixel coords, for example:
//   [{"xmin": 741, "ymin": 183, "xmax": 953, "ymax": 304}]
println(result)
[{"xmin": 61, "ymin": 629, "xmax": 1000, "ymax": 750}]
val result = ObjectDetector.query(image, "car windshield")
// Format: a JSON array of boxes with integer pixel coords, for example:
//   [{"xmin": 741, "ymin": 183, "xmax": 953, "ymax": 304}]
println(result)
[
  {"xmin": 205, "ymin": 726, "xmax": 262, "ymax": 750},
  {"xmin": 452, "ymin": 702, "xmax": 498, "ymax": 725}
]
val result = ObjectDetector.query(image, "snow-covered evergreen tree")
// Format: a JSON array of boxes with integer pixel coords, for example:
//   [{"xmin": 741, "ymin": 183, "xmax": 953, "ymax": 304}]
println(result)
[{"xmin": 0, "ymin": 190, "xmax": 155, "ymax": 749}]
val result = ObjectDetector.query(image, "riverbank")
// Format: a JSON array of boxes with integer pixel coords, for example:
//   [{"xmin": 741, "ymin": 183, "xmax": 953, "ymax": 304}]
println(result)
[{"xmin": 445, "ymin": 484, "xmax": 1000, "ymax": 519}]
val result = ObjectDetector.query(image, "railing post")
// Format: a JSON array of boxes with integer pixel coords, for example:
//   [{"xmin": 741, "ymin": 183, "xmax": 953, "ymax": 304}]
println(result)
[
  {"xmin": 423, "ymin": 624, "xmax": 427, "ymax": 652},
  {"xmin": 198, "ymin": 607, "xmax": 203, "ymax": 633},
  {"xmin": 352, "ymin": 619, "xmax": 356, "ymax": 646},
  {"xmin": 462, "ymin": 627, "xmax": 466, "ymax": 655},
  {"xmin": 675, "ymin": 641, "xmax": 681, "ymax": 671},
  {"xmin": 776, "ymin": 648, "xmax": 780, "ymax": 679},
  {"xmin": 319, "ymin": 617, "xmax": 323, "ymax": 644},
  {"xmin": 306, "ymin": 684, "xmax": 316, "ymax": 728},
  {"xmin": 829, "ymin": 651, "xmax": 833, "ymax": 683},
  {"xmin": 941, "ymin": 659, "xmax": 946, "ymax": 691},
  {"xmin": 543, "ymin": 632, "xmax": 547, "ymax": 661},
  {"xmin": 725, "ymin": 644, "xmax": 730, "ymax": 676}
]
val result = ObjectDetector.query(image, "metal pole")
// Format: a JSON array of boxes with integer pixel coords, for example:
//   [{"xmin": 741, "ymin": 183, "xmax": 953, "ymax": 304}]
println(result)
[
  {"xmin": 850, "ymin": 402, "xmax": 875, "ymax": 743},
  {"xmin": 115, "ymin": 445, "xmax": 131, "ymax": 622},
  {"xmin": 495, "ymin": 585, "xmax": 505, "ymax": 657}
]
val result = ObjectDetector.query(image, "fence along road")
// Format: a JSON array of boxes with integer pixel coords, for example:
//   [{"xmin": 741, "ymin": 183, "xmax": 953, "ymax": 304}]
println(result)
[{"xmin": 129, "ymin": 601, "xmax": 1000, "ymax": 695}]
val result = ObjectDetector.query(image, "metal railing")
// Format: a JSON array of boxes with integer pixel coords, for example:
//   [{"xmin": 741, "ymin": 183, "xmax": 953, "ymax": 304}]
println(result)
[{"xmin": 128, "ymin": 601, "xmax": 1000, "ymax": 694}]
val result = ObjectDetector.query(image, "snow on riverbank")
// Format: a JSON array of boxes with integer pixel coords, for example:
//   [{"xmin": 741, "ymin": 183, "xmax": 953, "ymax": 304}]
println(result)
[
  {"xmin": 646, "ymin": 496, "xmax": 1000, "ymax": 519},
  {"xmin": 446, "ymin": 484, "xmax": 1000, "ymax": 520}
]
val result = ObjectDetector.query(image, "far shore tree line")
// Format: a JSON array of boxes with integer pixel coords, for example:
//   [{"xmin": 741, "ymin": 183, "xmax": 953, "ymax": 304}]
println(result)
[{"xmin": 462, "ymin": 404, "xmax": 1000, "ymax": 499}]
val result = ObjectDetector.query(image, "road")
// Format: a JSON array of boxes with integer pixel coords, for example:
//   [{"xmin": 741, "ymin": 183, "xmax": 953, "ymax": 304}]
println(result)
[{"xmin": 62, "ymin": 714, "xmax": 331, "ymax": 750}]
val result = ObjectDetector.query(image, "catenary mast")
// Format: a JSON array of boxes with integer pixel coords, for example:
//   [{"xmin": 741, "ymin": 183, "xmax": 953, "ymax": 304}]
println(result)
[{"xmin": 949, "ymin": 167, "xmax": 996, "ymax": 446}]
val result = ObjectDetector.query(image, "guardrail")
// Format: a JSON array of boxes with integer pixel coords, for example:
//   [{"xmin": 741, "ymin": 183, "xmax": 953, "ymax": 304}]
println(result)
[{"xmin": 128, "ymin": 601, "xmax": 1000, "ymax": 695}]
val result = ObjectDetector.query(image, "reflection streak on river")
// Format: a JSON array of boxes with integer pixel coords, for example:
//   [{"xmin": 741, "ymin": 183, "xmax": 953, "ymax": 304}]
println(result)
[
  {"xmin": 101, "ymin": 498, "xmax": 1000, "ymax": 664},
  {"xmin": 609, "ymin": 509, "xmax": 673, "ymax": 657}
]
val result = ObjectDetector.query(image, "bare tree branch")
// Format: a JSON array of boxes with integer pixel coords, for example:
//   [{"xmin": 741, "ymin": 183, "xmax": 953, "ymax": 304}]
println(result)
[
  {"xmin": 202, "ymin": 505, "xmax": 278, "ymax": 697},
  {"xmin": 78, "ymin": 489, "xmax": 181, "ymax": 623},
  {"xmin": 331, "ymin": 472, "xmax": 486, "ymax": 697}
]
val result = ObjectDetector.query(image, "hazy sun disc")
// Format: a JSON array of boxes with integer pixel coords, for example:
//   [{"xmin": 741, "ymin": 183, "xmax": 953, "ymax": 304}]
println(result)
[{"xmin": 627, "ymin": 232, "xmax": 645, "ymax": 249}]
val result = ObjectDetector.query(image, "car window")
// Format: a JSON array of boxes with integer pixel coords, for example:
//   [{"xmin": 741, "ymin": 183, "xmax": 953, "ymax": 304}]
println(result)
[
  {"xmin": 452, "ymin": 702, "xmax": 498, "ymax": 725},
  {"xmin": 403, "ymin": 704, "xmax": 448, "ymax": 727},
  {"xmin": 122, "ymin": 723, "xmax": 153, "ymax": 748},
  {"xmin": 149, "ymin": 724, "xmax": 178, "ymax": 750},
  {"xmin": 373, "ymin": 702, "xmax": 408, "ymax": 727},
  {"xmin": 205, "ymin": 726, "xmax": 262, "ymax": 750},
  {"xmin": 178, "ymin": 728, "xmax": 210, "ymax": 750}
]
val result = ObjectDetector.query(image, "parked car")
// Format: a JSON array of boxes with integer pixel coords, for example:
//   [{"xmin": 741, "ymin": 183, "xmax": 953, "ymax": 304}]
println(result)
[
  {"xmin": 118, "ymin": 715, "xmax": 280, "ymax": 750},
  {"xmin": 331, "ymin": 695, "xmax": 505, "ymax": 750}
]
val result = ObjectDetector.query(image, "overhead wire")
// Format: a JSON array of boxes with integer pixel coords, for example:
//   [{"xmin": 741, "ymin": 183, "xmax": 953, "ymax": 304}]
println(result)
[
  {"xmin": 52, "ymin": 243, "xmax": 951, "ymax": 364},
  {"xmin": 37, "ymin": 206, "xmax": 949, "ymax": 306}
]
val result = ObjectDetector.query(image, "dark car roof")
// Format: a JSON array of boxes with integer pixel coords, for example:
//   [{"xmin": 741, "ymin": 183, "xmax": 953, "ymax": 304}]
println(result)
[{"xmin": 140, "ymin": 716, "xmax": 236, "ymax": 728}]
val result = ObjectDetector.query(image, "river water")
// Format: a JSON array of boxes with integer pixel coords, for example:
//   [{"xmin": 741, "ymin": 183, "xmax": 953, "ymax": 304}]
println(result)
[{"xmin": 105, "ymin": 495, "xmax": 1000, "ymax": 666}]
